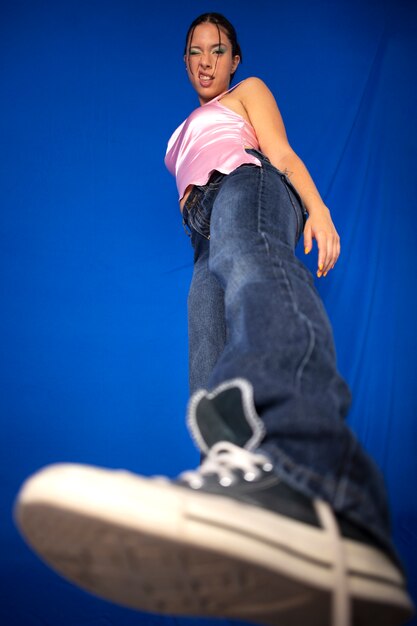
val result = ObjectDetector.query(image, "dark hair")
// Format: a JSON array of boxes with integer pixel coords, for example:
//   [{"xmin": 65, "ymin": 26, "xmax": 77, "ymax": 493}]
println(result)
[{"xmin": 184, "ymin": 12, "xmax": 242, "ymax": 80}]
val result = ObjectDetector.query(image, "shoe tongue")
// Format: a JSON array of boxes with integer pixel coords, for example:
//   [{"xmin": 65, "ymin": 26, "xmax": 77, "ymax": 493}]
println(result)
[{"xmin": 187, "ymin": 379, "xmax": 265, "ymax": 454}]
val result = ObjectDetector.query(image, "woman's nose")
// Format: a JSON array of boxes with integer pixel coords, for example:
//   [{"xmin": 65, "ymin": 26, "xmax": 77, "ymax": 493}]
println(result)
[{"xmin": 200, "ymin": 53, "xmax": 212, "ymax": 68}]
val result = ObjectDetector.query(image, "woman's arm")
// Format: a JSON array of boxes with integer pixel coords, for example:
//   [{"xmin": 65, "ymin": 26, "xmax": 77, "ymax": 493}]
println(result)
[{"xmin": 239, "ymin": 77, "xmax": 340, "ymax": 277}]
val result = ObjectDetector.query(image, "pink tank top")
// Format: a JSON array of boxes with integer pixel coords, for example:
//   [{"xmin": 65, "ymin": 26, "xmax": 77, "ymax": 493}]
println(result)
[{"xmin": 165, "ymin": 81, "xmax": 261, "ymax": 200}]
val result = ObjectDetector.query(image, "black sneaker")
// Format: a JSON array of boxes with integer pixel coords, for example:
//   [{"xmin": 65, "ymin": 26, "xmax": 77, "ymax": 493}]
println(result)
[{"xmin": 14, "ymin": 379, "xmax": 414, "ymax": 626}]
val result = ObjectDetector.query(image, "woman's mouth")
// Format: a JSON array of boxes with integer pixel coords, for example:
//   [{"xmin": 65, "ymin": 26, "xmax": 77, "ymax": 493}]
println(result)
[{"xmin": 199, "ymin": 73, "xmax": 214, "ymax": 87}]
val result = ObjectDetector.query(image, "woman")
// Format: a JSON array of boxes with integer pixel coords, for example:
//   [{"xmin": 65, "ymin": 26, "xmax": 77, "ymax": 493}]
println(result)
[
  {"xmin": 15, "ymin": 12, "xmax": 412, "ymax": 626},
  {"xmin": 165, "ymin": 12, "xmax": 341, "ymax": 400}
]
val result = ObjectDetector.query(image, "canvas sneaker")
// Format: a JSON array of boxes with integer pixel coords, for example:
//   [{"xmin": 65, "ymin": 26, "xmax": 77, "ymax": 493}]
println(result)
[{"xmin": 14, "ymin": 379, "xmax": 414, "ymax": 626}]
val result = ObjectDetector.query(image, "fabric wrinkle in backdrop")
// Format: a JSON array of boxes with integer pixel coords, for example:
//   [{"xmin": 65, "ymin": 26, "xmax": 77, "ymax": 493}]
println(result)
[{"xmin": 0, "ymin": 0, "xmax": 416, "ymax": 624}]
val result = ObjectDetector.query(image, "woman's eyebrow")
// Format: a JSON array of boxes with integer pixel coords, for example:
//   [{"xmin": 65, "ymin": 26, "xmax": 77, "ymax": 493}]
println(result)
[{"xmin": 189, "ymin": 43, "xmax": 228, "ymax": 50}]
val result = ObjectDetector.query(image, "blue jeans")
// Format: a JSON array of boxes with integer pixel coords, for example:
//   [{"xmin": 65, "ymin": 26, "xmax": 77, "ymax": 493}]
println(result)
[{"xmin": 183, "ymin": 149, "xmax": 398, "ymax": 563}]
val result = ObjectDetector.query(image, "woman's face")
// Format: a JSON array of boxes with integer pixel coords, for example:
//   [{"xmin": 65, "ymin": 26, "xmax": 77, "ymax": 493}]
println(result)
[{"xmin": 184, "ymin": 22, "xmax": 240, "ymax": 105}]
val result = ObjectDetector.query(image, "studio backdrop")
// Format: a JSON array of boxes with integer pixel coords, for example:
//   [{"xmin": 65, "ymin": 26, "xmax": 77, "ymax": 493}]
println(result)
[{"xmin": 1, "ymin": 0, "xmax": 416, "ymax": 624}]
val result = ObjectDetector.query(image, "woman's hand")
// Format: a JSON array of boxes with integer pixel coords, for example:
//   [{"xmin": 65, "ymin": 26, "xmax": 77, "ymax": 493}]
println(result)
[{"xmin": 303, "ymin": 205, "xmax": 340, "ymax": 277}]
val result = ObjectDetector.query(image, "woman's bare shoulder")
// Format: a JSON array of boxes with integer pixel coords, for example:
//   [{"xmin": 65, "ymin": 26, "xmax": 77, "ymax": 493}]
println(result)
[
  {"xmin": 232, "ymin": 77, "xmax": 276, "ymax": 110},
  {"xmin": 220, "ymin": 78, "xmax": 275, "ymax": 123},
  {"xmin": 235, "ymin": 76, "xmax": 272, "ymax": 96}
]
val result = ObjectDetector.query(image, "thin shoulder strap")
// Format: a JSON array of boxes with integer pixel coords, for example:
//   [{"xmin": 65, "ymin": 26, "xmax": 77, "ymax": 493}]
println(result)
[{"xmin": 207, "ymin": 80, "xmax": 244, "ymax": 104}]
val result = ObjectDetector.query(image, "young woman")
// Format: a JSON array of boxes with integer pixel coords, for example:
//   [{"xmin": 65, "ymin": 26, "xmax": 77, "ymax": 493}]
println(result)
[{"xmin": 15, "ymin": 12, "xmax": 412, "ymax": 626}]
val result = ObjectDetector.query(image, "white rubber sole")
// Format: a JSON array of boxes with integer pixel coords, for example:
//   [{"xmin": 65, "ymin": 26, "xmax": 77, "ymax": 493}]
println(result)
[{"xmin": 14, "ymin": 463, "xmax": 414, "ymax": 626}]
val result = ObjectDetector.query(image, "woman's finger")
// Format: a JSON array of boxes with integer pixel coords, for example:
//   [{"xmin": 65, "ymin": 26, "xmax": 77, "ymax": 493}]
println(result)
[{"xmin": 316, "ymin": 231, "xmax": 328, "ymax": 277}]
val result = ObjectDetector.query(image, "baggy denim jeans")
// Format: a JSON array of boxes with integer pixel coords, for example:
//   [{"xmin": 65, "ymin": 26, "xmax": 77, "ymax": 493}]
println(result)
[{"xmin": 183, "ymin": 149, "xmax": 398, "ymax": 563}]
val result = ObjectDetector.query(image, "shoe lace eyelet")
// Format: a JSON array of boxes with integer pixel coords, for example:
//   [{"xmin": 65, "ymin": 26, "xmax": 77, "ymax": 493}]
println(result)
[{"xmin": 189, "ymin": 477, "xmax": 204, "ymax": 489}]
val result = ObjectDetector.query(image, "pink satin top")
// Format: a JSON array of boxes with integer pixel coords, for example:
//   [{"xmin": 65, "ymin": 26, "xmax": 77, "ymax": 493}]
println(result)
[{"xmin": 165, "ymin": 81, "xmax": 261, "ymax": 200}]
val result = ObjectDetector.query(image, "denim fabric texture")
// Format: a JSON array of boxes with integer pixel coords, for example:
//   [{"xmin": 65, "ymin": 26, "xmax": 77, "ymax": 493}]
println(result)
[{"xmin": 183, "ymin": 149, "xmax": 398, "ymax": 563}]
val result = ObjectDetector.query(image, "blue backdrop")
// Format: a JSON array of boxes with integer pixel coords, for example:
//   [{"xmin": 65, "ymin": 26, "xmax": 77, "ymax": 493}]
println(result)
[{"xmin": 1, "ymin": 0, "xmax": 416, "ymax": 624}]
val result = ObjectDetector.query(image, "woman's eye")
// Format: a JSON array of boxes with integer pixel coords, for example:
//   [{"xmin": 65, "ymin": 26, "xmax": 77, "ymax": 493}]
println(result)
[
  {"xmin": 189, "ymin": 49, "xmax": 200, "ymax": 56},
  {"xmin": 213, "ymin": 48, "xmax": 226, "ymax": 55}
]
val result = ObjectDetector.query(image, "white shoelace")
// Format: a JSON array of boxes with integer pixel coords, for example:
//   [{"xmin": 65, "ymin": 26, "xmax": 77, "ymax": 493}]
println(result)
[
  {"xmin": 180, "ymin": 441, "xmax": 273, "ymax": 489},
  {"xmin": 180, "ymin": 441, "xmax": 350, "ymax": 626}
]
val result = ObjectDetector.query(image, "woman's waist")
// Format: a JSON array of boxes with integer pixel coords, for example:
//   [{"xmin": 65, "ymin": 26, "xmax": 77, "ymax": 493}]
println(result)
[
  {"xmin": 180, "ymin": 170, "xmax": 225, "ymax": 213},
  {"xmin": 179, "ymin": 147, "xmax": 265, "ymax": 213}
]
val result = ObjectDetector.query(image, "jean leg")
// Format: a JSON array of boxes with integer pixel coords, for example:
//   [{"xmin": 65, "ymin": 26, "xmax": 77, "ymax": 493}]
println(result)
[
  {"xmin": 187, "ymin": 230, "xmax": 226, "ymax": 395},
  {"xmin": 205, "ymin": 162, "xmax": 395, "ymax": 558}
]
